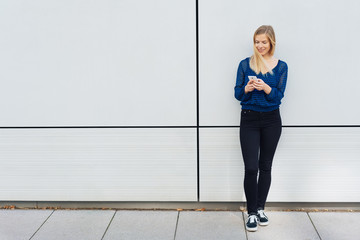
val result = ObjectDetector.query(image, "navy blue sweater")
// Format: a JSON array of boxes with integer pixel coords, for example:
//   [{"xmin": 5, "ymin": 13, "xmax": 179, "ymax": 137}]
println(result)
[{"xmin": 234, "ymin": 57, "xmax": 288, "ymax": 112}]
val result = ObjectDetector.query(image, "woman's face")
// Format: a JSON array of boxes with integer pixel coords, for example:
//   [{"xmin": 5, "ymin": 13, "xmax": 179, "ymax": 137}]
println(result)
[{"xmin": 254, "ymin": 34, "xmax": 271, "ymax": 57}]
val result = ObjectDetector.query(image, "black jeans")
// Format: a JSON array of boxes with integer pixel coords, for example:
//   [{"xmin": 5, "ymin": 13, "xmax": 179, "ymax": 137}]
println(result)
[{"xmin": 240, "ymin": 108, "xmax": 282, "ymax": 215}]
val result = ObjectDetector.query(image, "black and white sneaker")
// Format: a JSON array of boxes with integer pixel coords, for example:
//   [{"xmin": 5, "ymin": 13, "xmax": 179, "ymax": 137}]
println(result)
[
  {"xmin": 257, "ymin": 209, "xmax": 269, "ymax": 226},
  {"xmin": 246, "ymin": 214, "xmax": 259, "ymax": 231}
]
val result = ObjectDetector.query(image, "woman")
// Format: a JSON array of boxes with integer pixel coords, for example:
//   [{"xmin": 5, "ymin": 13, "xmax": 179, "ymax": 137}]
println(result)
[{"xmin": 234, "ymin": 25, "xmax": 288, "ymax": 232}]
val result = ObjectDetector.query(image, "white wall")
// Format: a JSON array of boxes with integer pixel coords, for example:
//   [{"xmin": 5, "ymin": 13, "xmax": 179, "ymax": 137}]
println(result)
[
  {"xmin": 200, "ymin": 128, "xmax": 360, "ymax": 202},
  {"xmin": 197, "ymin": 0, "xmax": 360, "ymax": 203},
  {"xmin": 199, "ymin": 0, "xmax": 360, "ymax": 126},
  {"xmin": 0, "ymin": 0, "xmax": 196, "ymax": 126},
  {"xmin": 0, "ymin": 0, "xmax": 359, "ymax": 203},
  {"xmin": 0, "ymin": 0, "xmax": 198, "ymax": 202},
  {"xmin": 0, "ymin": 128, "xmax": 197, "ymax": 201}
]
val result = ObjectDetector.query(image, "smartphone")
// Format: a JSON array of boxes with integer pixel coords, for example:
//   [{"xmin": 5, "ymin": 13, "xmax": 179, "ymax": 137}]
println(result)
[{"xmin": 248, "ymin": 76, "xmax": 257, "ymax": 81}]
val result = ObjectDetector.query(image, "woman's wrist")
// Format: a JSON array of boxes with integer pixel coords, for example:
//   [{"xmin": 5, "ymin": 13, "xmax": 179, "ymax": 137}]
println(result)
[{"xmin": 264, "ymin": 85, "xmax": 272, "ymax": 94}]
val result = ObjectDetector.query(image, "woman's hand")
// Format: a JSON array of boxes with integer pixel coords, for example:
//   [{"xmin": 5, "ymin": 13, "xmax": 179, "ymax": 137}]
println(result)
[
  {"xmin": 253, "ymin": 79, "xmax": 272, "ymax": 94},
  {"xmin": 244, "ymin": 79, "xmax": 255, "ymax": 94}
]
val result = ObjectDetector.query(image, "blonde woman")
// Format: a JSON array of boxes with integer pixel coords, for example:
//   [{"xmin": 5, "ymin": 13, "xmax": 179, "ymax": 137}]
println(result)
[{"xmin": 234, "ymin": 25, "xmax": 288, "ymax": 232}]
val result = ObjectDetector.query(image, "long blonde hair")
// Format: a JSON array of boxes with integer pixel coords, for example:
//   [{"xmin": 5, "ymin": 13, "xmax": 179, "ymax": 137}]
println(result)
[{"xmin": 250, "ymin": 25, "xmax": 276, "ymax": 75}]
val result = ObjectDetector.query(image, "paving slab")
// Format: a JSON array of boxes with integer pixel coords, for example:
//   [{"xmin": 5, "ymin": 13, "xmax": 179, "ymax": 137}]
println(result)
[
  {"xmin": 31, "ymin": 210, "xmax": 115, "ymax": 240},
  {"xmin": 175, "ymin": 211, "xmax": 246, "ymax": 240},
  {"xmin": 103, "ymin": 210, "xmax": 178, "ymax": 240},
  {"xmin": 246, "ymin": 211, "xmax": 320, "ymax": 240},
  {"xmin": 0, "ymin": 210, "xmax": 53, "ymax": 240},
  {"xmin": 309, "ymin": 212, "xmax": 360, "ymax": 240}
]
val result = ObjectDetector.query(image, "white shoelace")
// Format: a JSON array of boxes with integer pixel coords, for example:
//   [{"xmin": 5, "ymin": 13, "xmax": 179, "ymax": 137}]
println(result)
[
  {"xmin": 258, "ymin": 210, "xmax": 268, "ymax": 219},
  {"xmin": 247, "ymin": 215, "xmax": 258, "ymax": 223}
]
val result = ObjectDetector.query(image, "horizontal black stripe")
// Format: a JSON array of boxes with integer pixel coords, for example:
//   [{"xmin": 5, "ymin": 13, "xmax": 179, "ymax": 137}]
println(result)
[
  {"xmin": 0, "ymin": 125, "xmax": 359, "ymax": 129},
  {"xmin": 284, "ymin": 125, "xmax": 360, "ymax": 128},
  {"xmin": 0, "ymin": 126, "xmax": 196, "ymax": 129},
  {"xmin": 200, "ymin": 125, "xmax": 360, "ymax": 128}
]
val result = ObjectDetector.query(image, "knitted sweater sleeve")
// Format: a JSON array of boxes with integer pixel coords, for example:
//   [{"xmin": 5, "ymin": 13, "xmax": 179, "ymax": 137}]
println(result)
[
  {"xmin": 265, "ymin": 62, "xmax": 288, "ymax": 102},
  {"xmin": 234, "ymin": 60, "xmax": 252, "ymax": 102}
]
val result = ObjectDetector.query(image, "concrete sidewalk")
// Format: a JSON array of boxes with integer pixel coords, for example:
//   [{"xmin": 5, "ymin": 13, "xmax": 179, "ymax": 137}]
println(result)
[{"xmin": 0, "ymin": 209, "xmax": 359, "ymax": 240}]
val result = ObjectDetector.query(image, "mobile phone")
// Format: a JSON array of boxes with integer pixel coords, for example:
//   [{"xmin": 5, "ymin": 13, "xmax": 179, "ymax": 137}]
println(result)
[{"xmin": 248, "ymin": 76, "xmax": 257, "ymax": 81}]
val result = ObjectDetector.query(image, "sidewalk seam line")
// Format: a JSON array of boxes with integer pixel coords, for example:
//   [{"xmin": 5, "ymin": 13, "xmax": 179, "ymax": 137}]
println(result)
[
  {"xmin": 173, "ymin": 211, "xmax": 180, "ymax": 240},
  {"xmin": 101, "ymin": 210, "xmax": 117, "ymax": 240},
  {"xmin": 28, "ymin": 209, "xmax": 55, "ymax": 240},
  {"xmin": 242, "ymin": 212, "xmax": 249, "ymax": 240},
  {"xmin": 307, "ymin": 212, "xmax": 323, "ymax": 240}
]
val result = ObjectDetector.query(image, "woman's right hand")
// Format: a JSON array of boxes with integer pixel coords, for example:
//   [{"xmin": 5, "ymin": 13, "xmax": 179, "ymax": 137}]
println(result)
[{"xmin": 244, "ymin": 79, "xmax": 255, "ymax": 94}]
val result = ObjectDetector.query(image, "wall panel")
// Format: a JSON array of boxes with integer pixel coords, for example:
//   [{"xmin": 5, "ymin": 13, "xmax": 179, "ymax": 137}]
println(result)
[
  {"xmin": 0, "ymin": 0, "xmax": 196, "ymax": 126},
  {"xmin": 200, "ymin": 127, "xmax": 360, "ymax": 202},
  {"xmin": 0, "ymin": 128, "xmax": 197, "ymax": 201},
  {"xmin": 199, "ymin": 0, "xmax": 360, "ymax": 126}
]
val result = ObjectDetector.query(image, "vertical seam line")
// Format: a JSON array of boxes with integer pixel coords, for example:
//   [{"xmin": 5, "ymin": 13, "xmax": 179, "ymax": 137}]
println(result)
[{"xmin": 195, "ymin": 0, "xmax": 200, "ymax": 202}]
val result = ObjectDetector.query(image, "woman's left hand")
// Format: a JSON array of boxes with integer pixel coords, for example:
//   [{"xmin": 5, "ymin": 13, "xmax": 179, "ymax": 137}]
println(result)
[{"xmin": 253, "ymin": 79, "xmax": 272, "ymax": 94}]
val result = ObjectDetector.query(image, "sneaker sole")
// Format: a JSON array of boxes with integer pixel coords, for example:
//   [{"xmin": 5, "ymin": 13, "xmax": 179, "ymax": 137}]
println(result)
[
  {"xmin": 258, "ymin": 221, "xmax": 269, "ymax": 226},
  {"xmin": 246, "ymin": 226, "xmax": 258, "ymax": 232}
]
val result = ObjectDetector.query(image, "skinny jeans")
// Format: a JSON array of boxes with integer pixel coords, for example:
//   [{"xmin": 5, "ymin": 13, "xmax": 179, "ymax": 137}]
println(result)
[{"xmin": 240, "ymin": 108, "xmax": 282, "ymax": 215}]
